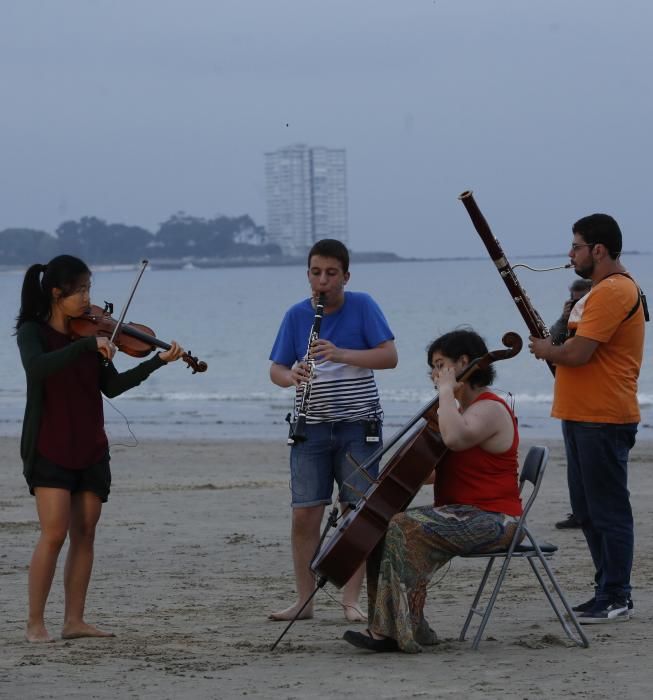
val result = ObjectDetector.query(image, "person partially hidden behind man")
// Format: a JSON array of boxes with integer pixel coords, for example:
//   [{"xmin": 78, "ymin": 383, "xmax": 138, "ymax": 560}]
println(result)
[{"xmin": 530, "ymin": 213, "xmax": 647, "ymax": 624}]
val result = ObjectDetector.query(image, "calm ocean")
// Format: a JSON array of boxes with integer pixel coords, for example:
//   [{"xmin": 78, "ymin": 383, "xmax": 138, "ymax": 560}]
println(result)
[{"xmin": 1, "ymin": 257, "xmax": 652, "ymax": 444}]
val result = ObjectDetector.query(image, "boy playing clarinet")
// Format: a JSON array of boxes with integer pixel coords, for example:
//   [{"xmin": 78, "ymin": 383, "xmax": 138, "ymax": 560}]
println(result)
[{"xmin": 269, "ymin": 239, "xmax": 397, "ymax": 623}]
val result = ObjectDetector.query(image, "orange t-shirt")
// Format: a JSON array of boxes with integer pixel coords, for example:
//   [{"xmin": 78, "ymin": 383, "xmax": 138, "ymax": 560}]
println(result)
[{"xmin": 552, "ymin": 274, "xmax": 645, "ymax": 423}]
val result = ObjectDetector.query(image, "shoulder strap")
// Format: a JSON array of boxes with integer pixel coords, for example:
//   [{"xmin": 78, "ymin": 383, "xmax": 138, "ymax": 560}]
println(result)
[{"xmin": 601, "ymin": 273, "xmax": 649, "ymax": 323}]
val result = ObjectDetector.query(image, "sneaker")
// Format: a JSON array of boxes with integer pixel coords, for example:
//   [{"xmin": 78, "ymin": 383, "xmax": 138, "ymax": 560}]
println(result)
[
  {"xmin": 572, "ymin": 596, "xmax": 634, "ymax": 617},
  {"xmin": 577, "ymin": 598, "xmax": 630, "ymax": 624},
  {"xmin": 572, "ymin": 597, "xmax": 597, "ymax": 614},
  {"xmin": 555, "ymin": 513, "xmax": 582, "ymax": 529}
]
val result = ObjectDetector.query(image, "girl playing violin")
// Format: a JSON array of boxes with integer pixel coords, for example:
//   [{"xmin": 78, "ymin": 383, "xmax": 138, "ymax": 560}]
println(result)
[{"xmin": 15, "ymin": 255, "xmax": 183, "ymax": 642}]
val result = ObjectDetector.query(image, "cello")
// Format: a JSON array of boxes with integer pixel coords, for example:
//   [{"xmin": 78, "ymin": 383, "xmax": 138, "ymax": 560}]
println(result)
[{"xmin": 311, "ymin": 331, "xmax": 522, "ymax": 588}]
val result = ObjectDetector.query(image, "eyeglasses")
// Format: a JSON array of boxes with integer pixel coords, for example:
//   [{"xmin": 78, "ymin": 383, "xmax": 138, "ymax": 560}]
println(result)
[{"xmin": 570, "ymin": 243, "xmax": 596, "ymax": 252}]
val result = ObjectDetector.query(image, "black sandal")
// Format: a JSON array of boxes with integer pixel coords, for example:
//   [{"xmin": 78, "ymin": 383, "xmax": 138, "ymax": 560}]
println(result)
[{"xmin": 343, "ymin": 629, "xmax": 399, "ymax": 653}]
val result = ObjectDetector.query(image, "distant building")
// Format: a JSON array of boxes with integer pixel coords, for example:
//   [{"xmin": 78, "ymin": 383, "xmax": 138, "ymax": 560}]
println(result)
[{"xmin": 265, "ymin": 144, "xmax": 348, "ymax": 256}]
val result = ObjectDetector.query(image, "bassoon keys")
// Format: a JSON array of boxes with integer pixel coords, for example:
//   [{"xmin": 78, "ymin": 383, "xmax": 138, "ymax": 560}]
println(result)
[{"xmin": 458, "ymin": 190, "xmax": 556, "ymax": 376}]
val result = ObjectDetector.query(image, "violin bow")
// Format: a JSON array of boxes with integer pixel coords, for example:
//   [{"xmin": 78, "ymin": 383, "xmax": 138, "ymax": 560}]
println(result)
[{"xmin": 108, "ymin": 259, "xmax": 149, "ymax": 346}]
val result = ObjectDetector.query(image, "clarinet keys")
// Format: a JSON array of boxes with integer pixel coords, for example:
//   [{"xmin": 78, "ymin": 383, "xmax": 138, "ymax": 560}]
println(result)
[{"xmin": 286, "ymin": 293, "xmax": 327, "ymax": 446}]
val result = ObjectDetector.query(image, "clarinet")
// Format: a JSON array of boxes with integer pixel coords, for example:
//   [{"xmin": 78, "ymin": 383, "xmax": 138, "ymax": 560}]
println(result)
[
  {"xmin": 287, "ymin": 292, "xmax": 327, "ymax": 445},
  {"xmin": 458, "ymin": 190, "xmax": 555, "ymax": 376}
]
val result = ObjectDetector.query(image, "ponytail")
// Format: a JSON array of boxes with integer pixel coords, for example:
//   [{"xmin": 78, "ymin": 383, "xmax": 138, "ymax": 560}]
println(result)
[{"xmin": 14, "ymin": 255, "xmax": 91, "ymax": 331}]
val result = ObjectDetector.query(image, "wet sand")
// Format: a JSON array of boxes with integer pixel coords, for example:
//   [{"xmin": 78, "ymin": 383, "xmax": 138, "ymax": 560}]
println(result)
[{"xmin": 1, "ymin": 435, "xmax": 652, "ymax": 699}]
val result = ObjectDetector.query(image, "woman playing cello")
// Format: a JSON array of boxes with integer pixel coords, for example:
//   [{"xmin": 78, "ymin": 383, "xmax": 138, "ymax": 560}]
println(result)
[
  {"xmin": 343, "ymin": 328, "xmax": 523, "ymax": 653},
  {"xmin": 15, "ymin": 255, "xmax": 183, "ymax": 642}
]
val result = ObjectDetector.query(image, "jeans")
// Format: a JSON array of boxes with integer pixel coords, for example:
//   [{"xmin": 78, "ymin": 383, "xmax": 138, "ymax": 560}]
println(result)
[
  {"xmin": 562, "ymin": 420, "xmax": 637, "ymax": 601},
  {"xmin": 289, "ymin": 420, "xmax": 381, "ymax": 507}
]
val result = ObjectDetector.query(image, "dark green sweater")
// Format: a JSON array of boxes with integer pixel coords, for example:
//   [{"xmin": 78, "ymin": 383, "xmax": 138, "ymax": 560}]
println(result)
[{"xmin": 17, "ymin": 321, "xmax": 166, "ymax": 478}]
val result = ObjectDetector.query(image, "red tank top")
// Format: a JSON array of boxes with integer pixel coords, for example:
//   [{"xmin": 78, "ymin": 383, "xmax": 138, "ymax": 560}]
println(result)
[{"xmin": 434, "ymin": 392, "xmax": 522, "ymax": 517}]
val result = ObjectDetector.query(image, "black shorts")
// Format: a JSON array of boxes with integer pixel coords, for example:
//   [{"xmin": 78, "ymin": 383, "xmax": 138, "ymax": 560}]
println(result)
[{"xmin": 27, "ymin": 452, "xmax": 112, "ymax": 503}]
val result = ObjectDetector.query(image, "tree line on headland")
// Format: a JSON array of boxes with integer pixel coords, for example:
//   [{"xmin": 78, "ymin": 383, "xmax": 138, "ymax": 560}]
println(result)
[{"xmin": 0, "ymin": 213, "xmax": 283, "ymax": 267}]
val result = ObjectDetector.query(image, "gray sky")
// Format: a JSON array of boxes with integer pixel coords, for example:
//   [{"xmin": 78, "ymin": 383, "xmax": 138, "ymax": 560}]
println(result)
[{"xmin": 1, "ymin": 0, "xmax": 651, "ymax": 257}]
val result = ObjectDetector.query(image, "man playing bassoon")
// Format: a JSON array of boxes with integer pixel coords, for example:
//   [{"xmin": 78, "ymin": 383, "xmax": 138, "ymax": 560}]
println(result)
[{"xmin": 530, "ymin": 213, "xmax": 647, "ymax": 623}]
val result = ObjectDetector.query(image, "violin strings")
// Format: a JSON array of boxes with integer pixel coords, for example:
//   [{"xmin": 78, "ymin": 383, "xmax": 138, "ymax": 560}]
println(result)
[{"xmin": 102, "ymin": 397, "xmax": 140, "ymax": 448}]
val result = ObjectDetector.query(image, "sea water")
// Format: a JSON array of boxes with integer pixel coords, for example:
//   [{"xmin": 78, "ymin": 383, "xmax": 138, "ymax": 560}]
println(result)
[{"xmin": 1, "ymin": 256, "xmax": 651, "ymax": 444}]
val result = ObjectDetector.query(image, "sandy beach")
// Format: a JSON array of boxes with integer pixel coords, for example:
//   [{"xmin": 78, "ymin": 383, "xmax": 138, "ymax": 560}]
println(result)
[{"xmin": 1, "ymin": 434, "xmax": 652, "ymax": 700}]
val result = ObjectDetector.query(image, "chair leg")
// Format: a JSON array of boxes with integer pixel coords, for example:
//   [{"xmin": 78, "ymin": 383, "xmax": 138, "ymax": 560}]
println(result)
[
  {"xmin": 526, "ymin": 554, "xmax": 589, "ymax": 648},
  {"xmin": 521, "ymin": 527, "xmax": 589, "ymax": 648},
  {"xmin": 469, "ymin": 554, "xmax": 516, "ymax": 650},
  {"xmin": 459, "ymin": 558, "xmax": 496, "ymax": 642}
]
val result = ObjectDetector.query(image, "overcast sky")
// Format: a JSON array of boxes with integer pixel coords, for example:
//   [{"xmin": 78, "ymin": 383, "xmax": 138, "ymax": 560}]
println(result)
[{"xmin": 1, "ymin": 0, "xmax": 651, "ymax": 257}]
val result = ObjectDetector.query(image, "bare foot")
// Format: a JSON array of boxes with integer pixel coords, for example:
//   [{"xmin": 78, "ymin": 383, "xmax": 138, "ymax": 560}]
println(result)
[
  {"xmin": 268, "ymin": 602, "xmax": 314, "ymax": 621},
  {"xmin": 61, "ymin": 622, "xmax": 115, "ymax": 639},
  {"xmin": 343, "ymin": 603, "xmax": 367, "ymax": 622},
  {"xmin": 25, "ymin": 623, "xmax": 55, "ymax": 643}
]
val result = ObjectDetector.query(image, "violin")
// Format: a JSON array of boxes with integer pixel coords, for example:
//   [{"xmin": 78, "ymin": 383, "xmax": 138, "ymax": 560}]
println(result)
[
  {"xmin": 311, "ymin": 331, "xmax": 522, "ymax": 588},
  {"xmin": 70, "ymin": 303, "xmax": 208, "ymax": 374}
]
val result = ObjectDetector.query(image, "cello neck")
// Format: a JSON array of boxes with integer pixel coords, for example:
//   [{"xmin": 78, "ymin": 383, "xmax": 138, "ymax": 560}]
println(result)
[{"xmin": 353, "ymin": 394, "xmax": 441, "ymax": 473}]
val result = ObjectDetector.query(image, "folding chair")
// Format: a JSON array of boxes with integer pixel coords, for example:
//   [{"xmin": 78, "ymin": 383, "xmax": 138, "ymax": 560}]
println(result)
[{"xmin": 459, "ymin": 445, "xmax": 589, "ymax": 650}]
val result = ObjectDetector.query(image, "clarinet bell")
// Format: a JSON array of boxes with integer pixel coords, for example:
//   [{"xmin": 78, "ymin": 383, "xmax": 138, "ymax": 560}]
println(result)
[{"xmin": 286, "ymin": 412, "xmax": 296, "ymax": 445}]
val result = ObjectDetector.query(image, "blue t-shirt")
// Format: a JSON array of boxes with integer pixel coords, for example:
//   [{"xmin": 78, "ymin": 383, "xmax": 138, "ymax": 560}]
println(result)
[{"xmin": 270, "ymin": 291, "xmax": 394, "ymax": 423}]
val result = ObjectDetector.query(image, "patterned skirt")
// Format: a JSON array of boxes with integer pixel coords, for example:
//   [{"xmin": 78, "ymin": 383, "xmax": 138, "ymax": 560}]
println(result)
[{"xmin": 366, "ymin": 504, "xmax": 519, "ymax": 653}]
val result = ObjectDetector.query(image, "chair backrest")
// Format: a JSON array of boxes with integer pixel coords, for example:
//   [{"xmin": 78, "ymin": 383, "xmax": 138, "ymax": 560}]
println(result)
[{"xmin": 518, "ymin": 445, "xmax": 549, "ymax": 521}]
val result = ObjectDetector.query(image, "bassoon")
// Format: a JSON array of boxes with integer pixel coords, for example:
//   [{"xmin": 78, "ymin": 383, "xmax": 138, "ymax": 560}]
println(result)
[
  {"xmin": 286, "ymin": 293, "xmax": 327, "ymax": 444},
  {"xmin": 458, "ymin": 190, "xmax": 555, "ymax": 376}
]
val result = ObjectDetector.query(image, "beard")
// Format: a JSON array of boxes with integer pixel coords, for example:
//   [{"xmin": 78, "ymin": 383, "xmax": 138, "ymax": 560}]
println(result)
[{"xmin": 574, "ymin": 261, "xmax": 594, "ymax": 279}]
